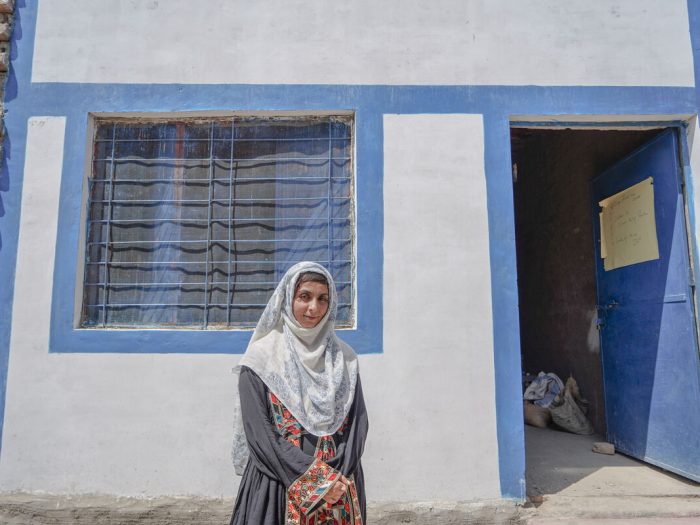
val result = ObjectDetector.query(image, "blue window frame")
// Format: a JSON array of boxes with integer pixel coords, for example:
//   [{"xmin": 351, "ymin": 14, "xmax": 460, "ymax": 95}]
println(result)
[{"xmin": 82, "ymin": 116, "xmax": 354, "ymax": 329}]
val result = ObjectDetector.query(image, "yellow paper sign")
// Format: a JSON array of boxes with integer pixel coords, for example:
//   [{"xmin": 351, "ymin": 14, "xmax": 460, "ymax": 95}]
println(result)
[{"xmin": 599, "ymin": 177, "xmax": 659, "ymax": 271}]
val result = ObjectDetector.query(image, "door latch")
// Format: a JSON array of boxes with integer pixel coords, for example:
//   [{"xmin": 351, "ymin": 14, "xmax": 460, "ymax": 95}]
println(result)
[
  {"xmin": 597, "ymin": 299, "xmax": 619, "ymax": 311},
  {"xmin": 595, "ymin": 299, "xmax": 619, "ymax": 330}
]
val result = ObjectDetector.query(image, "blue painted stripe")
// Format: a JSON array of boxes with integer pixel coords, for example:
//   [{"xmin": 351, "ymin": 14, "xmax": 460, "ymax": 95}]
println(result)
[
  {"xmin": 484, "ymin": 113, "xmax": 526, "ymax": 500},
  {"xmin": 511, "ymin": 120, "xmax": 689, "ymax": 128},
  {"xmin": 9, "ymin": 83, "xmax": 690, "ymax": 357},
  {"xmin": 34, "ymin": 84, "xmax": 696, "ymax": 357}
]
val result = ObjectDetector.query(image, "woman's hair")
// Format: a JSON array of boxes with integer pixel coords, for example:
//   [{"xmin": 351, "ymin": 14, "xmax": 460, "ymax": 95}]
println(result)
[{"xmin": 296, "ymin": 271, "xmax": 329, "ymax": 289}]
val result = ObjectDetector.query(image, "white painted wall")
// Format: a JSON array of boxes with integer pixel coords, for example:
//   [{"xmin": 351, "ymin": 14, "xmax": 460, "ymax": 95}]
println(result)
[
  {"xmin": 32, "ymin": 0, "xmax": 694, "ymax": 87},
  {"xmin": 0, "ymin": 114, "xmax": 499, "ymax": 500},
  {"xmin": 369, "ymin": 114, "xmax": 500, "ymax": 499}
]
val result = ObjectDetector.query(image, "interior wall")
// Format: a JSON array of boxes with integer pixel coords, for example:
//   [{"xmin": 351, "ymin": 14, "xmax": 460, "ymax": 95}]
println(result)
[{"xmin": 511, "ymin": 128, "xmax": 661, "ymax": 433}]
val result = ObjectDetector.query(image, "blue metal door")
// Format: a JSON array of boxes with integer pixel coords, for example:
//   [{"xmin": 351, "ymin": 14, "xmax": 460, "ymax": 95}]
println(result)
[{"xmin": 592, "ymin": 128, "xmax": 700, "ymax": 481}]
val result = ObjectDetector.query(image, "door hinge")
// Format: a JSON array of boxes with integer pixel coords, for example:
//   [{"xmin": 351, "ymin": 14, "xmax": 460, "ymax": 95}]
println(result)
[
  {"xmin": 595, "ymin": 299, "xmax": 618, "ymax": 330},
  {"xmin": 689, "ymin": 266, "xmax": 696, "ymax": 288}
]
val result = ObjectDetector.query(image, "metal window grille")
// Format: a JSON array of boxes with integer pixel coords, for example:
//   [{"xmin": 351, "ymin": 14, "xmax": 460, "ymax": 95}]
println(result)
[{"xmin": 81, "ymin": 116, "xmax": 354, "ymax": 329}]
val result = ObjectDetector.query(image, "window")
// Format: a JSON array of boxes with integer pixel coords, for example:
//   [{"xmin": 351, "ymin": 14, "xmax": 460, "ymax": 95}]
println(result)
[{"xmin": 81, "ymin": 115, "xmax": 354, "ymax": 329}]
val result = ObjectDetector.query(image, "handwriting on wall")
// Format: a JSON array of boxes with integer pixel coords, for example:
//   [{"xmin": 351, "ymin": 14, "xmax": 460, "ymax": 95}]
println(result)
[{"xmin": 599, "ymin": 177, "xmax": 659, "ymax": 271}]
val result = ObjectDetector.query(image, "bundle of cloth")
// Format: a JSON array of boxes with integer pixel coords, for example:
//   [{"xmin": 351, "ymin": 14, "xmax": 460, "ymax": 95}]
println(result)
[
  {"xmin": 524, "ymin": 372, "xmax": 564, "ymax": 408},
  {"xmin": 523, "ymin": 371, "xmax": 593, "ymax": 435}
]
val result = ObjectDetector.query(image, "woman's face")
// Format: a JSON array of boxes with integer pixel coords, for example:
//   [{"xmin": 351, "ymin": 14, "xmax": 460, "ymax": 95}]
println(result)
[{"xmin": 292, "ymin": 280, "xmax": 330, "ymax": 328}]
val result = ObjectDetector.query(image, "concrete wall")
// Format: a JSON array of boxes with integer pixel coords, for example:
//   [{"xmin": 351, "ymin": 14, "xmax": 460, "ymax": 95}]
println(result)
[
  {"xmin": 0, "ymin": 112, "xmax": 500, "ymax": 500},
  {"xmin": 378, "ymin": 114, "xmax": 499, "ymax": 499},
  {"xmin": 32, "ymin": 0, "xmax": 694, "ymax": 86},
  {"xmin": 0, "ymin": 0, "xmax": 698, "ymax": 506}
]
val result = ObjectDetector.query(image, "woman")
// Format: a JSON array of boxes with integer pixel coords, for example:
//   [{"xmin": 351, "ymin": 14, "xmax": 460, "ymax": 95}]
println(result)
[{"xmin": 230, "ymin": 261, "xmax": 368, "ymax": 525}]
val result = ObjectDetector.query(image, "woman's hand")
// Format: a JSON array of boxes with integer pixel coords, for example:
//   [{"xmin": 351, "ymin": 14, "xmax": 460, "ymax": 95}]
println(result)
[{"xmin": 322, "ymin": 475, "xmax": 351, "ymax": 505}]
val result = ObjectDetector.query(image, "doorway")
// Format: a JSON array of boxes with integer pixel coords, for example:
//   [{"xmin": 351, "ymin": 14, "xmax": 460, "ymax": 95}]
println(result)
[{"xmin": 510, "ymin": 124, "xmax": 700, "ymax": 498}]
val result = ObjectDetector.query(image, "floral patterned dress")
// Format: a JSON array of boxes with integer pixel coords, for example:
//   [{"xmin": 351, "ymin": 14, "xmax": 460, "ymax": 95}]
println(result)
[{"xmin": 231, "ymin": 367, "xmax": 368, "ymax": 525}]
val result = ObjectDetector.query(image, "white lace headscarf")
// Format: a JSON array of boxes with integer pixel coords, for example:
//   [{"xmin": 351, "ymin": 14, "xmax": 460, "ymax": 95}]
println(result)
[{"xmin": 231, "ymin": 261, "xmax": 359, "ymax": 475}]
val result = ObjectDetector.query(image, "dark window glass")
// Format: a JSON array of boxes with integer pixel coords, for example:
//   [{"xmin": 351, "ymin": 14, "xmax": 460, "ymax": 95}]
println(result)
[{"xmin": 82, "ymin": 116, "xmax": 354, "ymax": 328}]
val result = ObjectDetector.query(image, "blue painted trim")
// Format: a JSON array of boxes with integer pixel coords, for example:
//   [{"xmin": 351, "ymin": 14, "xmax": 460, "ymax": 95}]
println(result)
[
  {"xmin": 25, "ymin": 86, "xmax": 693, "ymax": 357},
  {"xmin": 511, "ymin": 120, "xmax": 689, "ymax": 128},
  {"xmin": 485, "ymin": 114, "xmax": 526, "ymax": 500},
  {"xmin": 46, "ymin": 107, "xmax": 385, "ymax": 355},
  {"xmin": 40, "ymin": 84, "xmax": 696, "ymax": 357}
]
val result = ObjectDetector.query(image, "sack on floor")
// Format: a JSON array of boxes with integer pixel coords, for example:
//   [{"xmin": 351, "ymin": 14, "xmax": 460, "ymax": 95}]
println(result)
[
  {"xmin": 549, "ymin": 379, "xmax": 594, "ymax": 435},
  {"xmin": 523, "ymin": 400, "xmax": 551, "ymax": 428}
]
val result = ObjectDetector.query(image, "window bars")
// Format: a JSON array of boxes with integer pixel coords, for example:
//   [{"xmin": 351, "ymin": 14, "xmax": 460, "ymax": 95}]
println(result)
[{"xmin": 82, "ymin": 116, "xmax": 354, "ymax": 329}]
